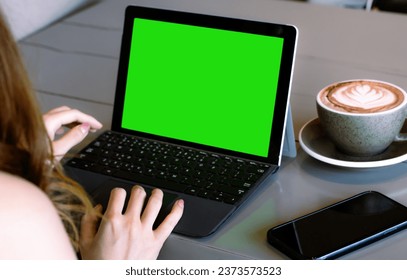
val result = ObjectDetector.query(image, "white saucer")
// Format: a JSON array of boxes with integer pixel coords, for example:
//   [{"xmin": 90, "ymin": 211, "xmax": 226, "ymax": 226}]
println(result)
[{"xmin": 299, "ymin": 118, "xmax": 407, "ymax": 168}]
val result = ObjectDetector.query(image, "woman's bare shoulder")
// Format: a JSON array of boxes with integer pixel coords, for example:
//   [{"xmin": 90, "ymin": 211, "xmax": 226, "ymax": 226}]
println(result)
[
  {"xmin": 0, "ymin": 172, "xmax": 76, "ymax": 259},
  {"xmin": 0, "ymin": 171, "xmax": 55, "ymax": 213},
  {"xmin": 0, "ymin": 171, "xmax": 44, "ymax": 196}
]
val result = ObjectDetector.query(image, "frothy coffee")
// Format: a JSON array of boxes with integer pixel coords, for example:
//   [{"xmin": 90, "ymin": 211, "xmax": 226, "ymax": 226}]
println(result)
[{"xmin": 319, "ymin": 80, "xmax": 404, "ymax": 113}]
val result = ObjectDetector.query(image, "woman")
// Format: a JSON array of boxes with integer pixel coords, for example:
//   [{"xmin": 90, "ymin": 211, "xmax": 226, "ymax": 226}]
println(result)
[{"xmin": 0, "ymin": 11, "xmax": 183, "ymax": 259}]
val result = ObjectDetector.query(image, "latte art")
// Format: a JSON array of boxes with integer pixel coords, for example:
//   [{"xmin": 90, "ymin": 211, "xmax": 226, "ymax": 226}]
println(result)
[{"xmin": 320, "ymin": 81, "xmax": 404, "ymax": 113}]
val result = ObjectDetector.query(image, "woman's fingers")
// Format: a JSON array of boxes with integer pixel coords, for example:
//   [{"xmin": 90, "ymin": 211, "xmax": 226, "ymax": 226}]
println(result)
[
  {"xmin": 125, "ymin": 186, "xmax": 147, "ymax": 218},
  {"xmin": 125, "ymin": 187, "xmax": 184, "ymax": 234},
  {"xmin": 43, "ymin": 107, "xmax": 103, "ymax": 159},
  {"xmin": 104, "ymin": 188, "xmax": 128, "ymax": 217},
  {"xmin": 139, "ymin": 188, "xmax": 164, "ymax": 227},
  {"xmin": 52, "ymin": 123, "xmax": 91, "ymax": 158},
  {"xmin": 154, "ymin": 199, "xmax": 184, "ymax": 240},
  {"xmin": 52, "ymin": 108, "xmax": 102, "ymax": 133},
  {"xmin": 80, "ymin": 186, "xmax": 184, "ymax": 259},
  {"xmin": 43, "ymin": 107, "xmax": 102, "ymax": 140}
]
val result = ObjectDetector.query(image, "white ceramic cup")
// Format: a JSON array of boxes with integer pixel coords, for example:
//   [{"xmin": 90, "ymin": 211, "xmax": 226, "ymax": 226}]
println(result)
[{"xmin": 316, "ymin": 79, "xmax": 407, "ymax": 157}]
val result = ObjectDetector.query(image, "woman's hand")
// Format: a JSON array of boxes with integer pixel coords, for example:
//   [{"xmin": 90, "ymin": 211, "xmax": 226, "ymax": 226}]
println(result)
[
  {"xmin": 43, "ymin": 106, "xmax": 103, "ymax": 160},
  {"xmin": 79, "ymin": 186, "xmax": 184, "ymax": 260}
]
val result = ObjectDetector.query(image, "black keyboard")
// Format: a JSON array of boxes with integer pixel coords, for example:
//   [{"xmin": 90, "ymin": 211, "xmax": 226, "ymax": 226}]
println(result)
[{"xmin": 66, "ymin": 131, "xmax": 271, "ymax": 205}]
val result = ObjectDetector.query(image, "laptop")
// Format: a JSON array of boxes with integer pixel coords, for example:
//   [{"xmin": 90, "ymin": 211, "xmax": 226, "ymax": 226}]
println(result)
[{"xmin": 64, "ymin": 5, "xmax": 298, "ymax": 237}]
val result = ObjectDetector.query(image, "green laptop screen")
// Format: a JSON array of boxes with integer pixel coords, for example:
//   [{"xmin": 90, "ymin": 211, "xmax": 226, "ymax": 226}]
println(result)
[{"xmin": 122, "ymin": 18, "xmax": 284, "ymax": 157}]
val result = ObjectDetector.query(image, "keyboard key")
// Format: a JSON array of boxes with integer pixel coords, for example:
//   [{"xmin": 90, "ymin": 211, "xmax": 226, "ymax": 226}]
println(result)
[{"xmin": 218, "ymin": 185, "xmax": 246, "ymax": 197}]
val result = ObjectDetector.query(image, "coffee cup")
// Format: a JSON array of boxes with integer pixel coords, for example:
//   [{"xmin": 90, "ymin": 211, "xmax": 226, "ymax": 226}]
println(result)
[{"xmin": 316, "ymin": 79, "xmax": 407, "ymax": 157}]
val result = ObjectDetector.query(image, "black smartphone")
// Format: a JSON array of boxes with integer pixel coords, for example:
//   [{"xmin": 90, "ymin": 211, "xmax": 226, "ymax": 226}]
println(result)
[{"xmin": 267, "ymin": 191, "xmax": 407, "ymax": 259}]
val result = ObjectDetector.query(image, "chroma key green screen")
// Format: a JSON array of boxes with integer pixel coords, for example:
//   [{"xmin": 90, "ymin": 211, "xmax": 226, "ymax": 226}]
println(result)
[{"xmin": 121, "ymin": 18, "xmax": 284, "ymax": 157}]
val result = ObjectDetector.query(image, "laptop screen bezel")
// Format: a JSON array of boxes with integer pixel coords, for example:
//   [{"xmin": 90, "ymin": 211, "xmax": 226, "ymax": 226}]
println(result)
[{"xmin": 112, "ymin": 5, "xmax": 297, "ymax": 164}]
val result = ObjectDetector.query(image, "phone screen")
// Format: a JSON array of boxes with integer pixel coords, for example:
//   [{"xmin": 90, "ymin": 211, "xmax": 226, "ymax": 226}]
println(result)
[{"xmin": 267, "ymin": 191, "xmax": 407, "ymax": 259}]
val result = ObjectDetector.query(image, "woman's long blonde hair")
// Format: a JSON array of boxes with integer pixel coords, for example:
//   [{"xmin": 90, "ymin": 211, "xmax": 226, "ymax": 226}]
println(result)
[{"xmin": 0, "ymin": 12, "xmax": 94, "ymax": 251}]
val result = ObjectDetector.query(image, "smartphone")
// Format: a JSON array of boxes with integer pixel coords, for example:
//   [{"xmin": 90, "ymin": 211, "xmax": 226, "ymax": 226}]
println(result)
[{"xmin": 267, "ymin": 191, "xmax": 407, "ymax": 259}]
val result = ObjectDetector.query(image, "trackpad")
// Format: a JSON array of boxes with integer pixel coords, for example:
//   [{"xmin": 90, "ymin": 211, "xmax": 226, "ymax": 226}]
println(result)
[{"xmin": 90, "ymin": 179, "xmax": 179, "ymax": 229}]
